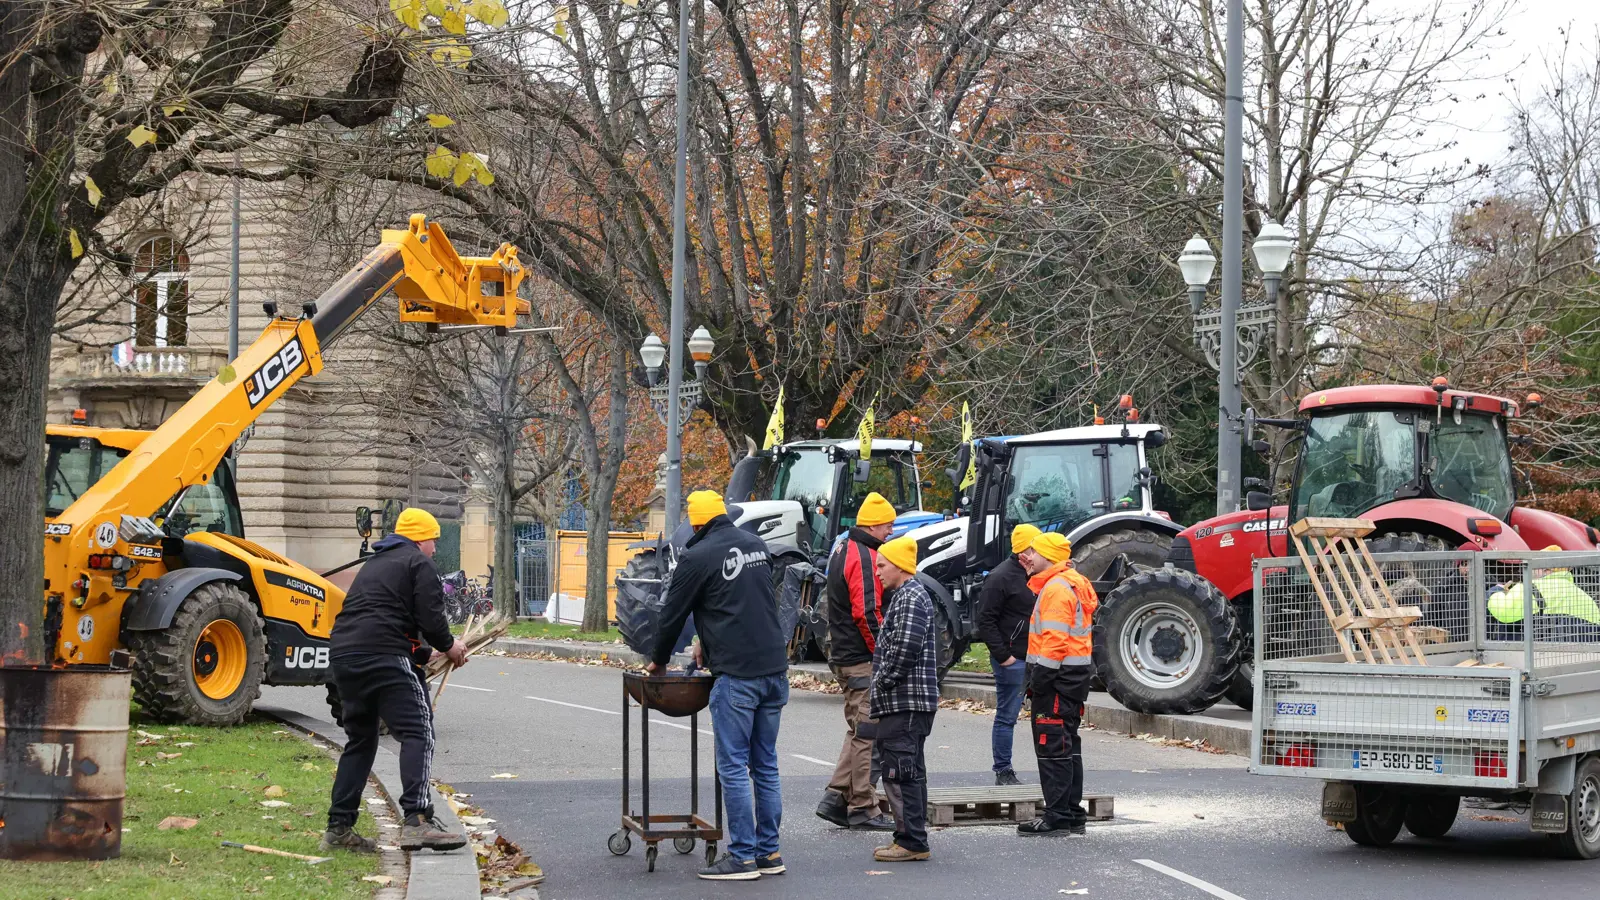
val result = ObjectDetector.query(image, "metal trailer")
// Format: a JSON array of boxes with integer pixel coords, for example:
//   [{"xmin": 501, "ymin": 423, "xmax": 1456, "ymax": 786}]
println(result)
[{"xmin": 1248, "ymin": 549, "xmax": 1600, "ymax": 858}]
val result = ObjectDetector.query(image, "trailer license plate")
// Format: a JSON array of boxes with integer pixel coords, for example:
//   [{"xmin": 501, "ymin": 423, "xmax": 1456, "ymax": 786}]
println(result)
[{"xmin": 1352, "ymin": 750, "xmax": 1442, "ymax": 773}]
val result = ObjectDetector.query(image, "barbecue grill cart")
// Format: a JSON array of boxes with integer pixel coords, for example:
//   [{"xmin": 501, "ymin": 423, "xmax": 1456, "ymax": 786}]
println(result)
[{"xmin": 607, "ymin": 670, "xmax": 723, "ymax": 871}]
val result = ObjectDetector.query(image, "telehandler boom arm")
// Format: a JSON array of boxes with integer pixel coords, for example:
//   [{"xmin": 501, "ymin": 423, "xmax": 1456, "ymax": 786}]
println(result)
[{"xmin": 44, "ymin": 216, "xmax": 525, "ymax": 637}]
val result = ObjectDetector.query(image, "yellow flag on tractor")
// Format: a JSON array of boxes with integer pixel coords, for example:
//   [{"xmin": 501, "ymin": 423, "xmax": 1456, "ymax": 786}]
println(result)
[
  {"xmin": 763, "ymin": 387, "xmax": 786, "ymax": 450},
  {"xmin": 959, "ymin": 401, "xmax": 977, "ymax": 490},
  {"xmin": 858, "ymin": 400, "xmax": 876, "ymax": 460}
]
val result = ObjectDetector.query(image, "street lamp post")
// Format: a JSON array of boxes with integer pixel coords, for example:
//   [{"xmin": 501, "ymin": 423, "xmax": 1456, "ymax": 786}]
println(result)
[
  {"xmin": 639, "ymin": 327, "xmax": 715, "ymax": 531},
  {"xmin": 1181, "ymin": 222, "xmax": 1288, "ymax": 514}
]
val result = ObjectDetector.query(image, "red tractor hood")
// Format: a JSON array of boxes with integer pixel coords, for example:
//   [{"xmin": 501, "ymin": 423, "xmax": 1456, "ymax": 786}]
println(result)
[{"xmin": 1509, "ymin": 505, "xmax": 1600, "ymax": 551}]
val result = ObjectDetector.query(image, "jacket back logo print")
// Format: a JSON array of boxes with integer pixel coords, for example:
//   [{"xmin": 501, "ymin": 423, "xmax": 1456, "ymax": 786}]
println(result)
[{"xmin": 722, "ymin": 546, "xmax": 771, "ymax": 581}]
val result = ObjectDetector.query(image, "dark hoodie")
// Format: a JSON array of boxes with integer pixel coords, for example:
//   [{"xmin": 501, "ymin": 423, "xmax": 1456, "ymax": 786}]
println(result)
[
  {"xmin": 651, "ymin": 515, "xmax": 788, "ymax": 678},
  {"xmin": 330, "ymin": 533, "xmax": 454, "ymax": 661}
]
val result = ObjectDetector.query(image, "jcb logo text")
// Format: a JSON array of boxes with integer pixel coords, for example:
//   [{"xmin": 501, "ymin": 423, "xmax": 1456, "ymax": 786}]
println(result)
[
  {"xmin": 283, "ymin": 646, "xmax": 329, "ymax": 669},
  {"xmin": 245, "ymin": 338, "xmax": 307, "ymax": 408}
]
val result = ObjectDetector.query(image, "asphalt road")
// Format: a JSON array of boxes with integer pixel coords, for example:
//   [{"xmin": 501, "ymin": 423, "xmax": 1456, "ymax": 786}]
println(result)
[{"xmin": 264, "ymin": 657, "xmax": 1598, "ymax": 900}]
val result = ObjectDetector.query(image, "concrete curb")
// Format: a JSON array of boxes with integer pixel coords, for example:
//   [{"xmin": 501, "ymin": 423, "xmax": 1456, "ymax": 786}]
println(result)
[
  {"xmin": 492, "ymin": 637, "xmax": 1253, "ymax": 756},
  {"xmin": 259, "ymin": 705, "xmax": 481, "ymax": 900}
]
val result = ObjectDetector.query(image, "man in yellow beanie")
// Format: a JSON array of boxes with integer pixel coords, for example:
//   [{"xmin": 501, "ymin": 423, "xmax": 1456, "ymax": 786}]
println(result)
[
  {"xmin": 976, "ymin": 523, "xmax": 1041, "ymax": 785},
  {"xmin": 325, "ymin": 507, "xmax": 469, "ymax": 854},
  {"xmin": 649, "ymin": 490, "xmax": 791, "ymax": 880},
  {"xmin": 867, "ymin": 535, "xmax": 939, "ymax": 863},
  {"xmin": 1016, "ymin": 531, "xmax": 1098, "ymax": 836},
  {"xmin": 816, "ymin": 491, "xmax": 898, "ymax": 831}
]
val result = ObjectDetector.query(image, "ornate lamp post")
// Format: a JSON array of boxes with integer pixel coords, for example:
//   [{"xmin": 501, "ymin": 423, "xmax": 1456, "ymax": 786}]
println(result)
[{"xmin": 639, "ymin": 326, "xmax": 715, "ymax": 532}]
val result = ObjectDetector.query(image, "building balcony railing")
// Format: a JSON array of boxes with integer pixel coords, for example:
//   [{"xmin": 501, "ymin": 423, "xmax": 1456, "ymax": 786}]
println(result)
[{"xmin": 58, "ymin": 345, "xmax": 232, "ymax": 385}]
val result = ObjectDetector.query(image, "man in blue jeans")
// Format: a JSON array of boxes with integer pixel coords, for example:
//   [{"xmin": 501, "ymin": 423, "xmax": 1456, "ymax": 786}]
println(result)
[
  {"xmin": 650, "ymin": 491, "xmax": 790, "ymax": 881},
  {"xmin": 976, "ymin": 524, "xmax": 1041, "ymax": 784}
]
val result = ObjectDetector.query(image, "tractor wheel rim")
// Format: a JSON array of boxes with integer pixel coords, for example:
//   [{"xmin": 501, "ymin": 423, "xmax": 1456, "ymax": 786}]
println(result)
[
  {"xmin": 194, "ymin": 619, "xmax": 247, "ymax": 700},
  {"xmin": 1579, "ymin": 774, "xmax": 1600, "ymax": 844},
  {"xmin": 1122, "ymin": 602, "xmax": 1202, "ymax": 689}
]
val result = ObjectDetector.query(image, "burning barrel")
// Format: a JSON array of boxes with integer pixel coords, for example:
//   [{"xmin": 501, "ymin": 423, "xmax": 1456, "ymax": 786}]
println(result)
[{"xmin": 0, "ymin": 664, "xmax": 132, "ymax": 860}]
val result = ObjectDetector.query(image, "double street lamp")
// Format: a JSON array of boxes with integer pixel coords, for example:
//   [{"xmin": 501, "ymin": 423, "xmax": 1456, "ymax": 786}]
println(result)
[
  {"xmin": 638, "ymin": 326, "xmax": 715, "ymax": 533},
  {"xmin": 1179, "ymin": 222, "xmax": 1293, "ymax": 515}
]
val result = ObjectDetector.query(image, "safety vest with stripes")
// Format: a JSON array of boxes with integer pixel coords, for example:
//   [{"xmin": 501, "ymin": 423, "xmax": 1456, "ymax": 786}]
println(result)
[{"xmin": 1026, "ymin": 560, "xmax": 1098, "ymax": 669}]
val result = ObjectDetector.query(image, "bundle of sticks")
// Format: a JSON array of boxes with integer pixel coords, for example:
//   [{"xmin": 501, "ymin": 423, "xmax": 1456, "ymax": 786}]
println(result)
[{"xmin": 426, "ymin": 612, "xmax": 509, "ymax": 709}]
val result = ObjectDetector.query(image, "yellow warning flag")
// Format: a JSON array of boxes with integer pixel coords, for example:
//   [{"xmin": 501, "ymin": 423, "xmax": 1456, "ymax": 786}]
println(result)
[
  {"xmin": 763, "ymin": 387, "xmax": 786, "ymax": 450},
  {"xmin": 959, "ymin": 401, "xmax": 977, "ymax": 490},
  {"xmin": 858, "ymin": 401, "xmax": 875, "ymax": 461}
]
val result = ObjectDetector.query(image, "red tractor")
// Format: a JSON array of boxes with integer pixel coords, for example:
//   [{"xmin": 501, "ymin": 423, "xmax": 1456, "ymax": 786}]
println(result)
[{"xmin": 1094, "ymin": 381, "xmax": 1600, "ymax": 715}]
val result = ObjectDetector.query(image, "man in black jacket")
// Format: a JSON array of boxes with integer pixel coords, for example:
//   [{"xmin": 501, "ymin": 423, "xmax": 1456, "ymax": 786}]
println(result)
[
  {"xmin": 816, "ymin": 491, "xmax": 898, "ymax": 831},
  {"xmin": 323, "ymin": 508, "xmax": 469, "ymax": 854},
  {"xmin": 976, "ymin": 523, "xmax": 1041, "ymax": 785},
  {"xmin": 650, "ymin": 491, "xmax": 790, "ymax": 881}
]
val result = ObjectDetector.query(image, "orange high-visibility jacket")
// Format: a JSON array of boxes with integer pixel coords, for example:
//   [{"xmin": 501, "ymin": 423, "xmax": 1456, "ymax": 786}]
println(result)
[{"xmin": 1026, "ymin": 560, "xmax": 1098, "ymax": 669}]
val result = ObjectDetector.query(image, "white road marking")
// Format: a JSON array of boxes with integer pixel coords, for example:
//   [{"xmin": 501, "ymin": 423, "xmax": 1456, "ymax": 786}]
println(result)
[
  {"xmin": 524, "ymin": 695, "xmax": 619, "ymax": 716},
  {"xmin": 790, "ymin": 754, "xmax": 835, "ymax": 767},
  {"xmin": 1134, "ymin": 859, "xmax": 1249, "ymax": 900},
  {"xmin": 443, "ymin": 684, "xmax": 495, "ymax": 692},
  {"xmin": 647, "ymin": 717, "xmax": 713, "ymax": 736}
]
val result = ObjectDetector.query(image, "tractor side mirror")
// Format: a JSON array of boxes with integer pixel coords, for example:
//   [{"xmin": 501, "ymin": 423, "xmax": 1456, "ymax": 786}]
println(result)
[
  {"xmin": 1145, "ymin": 429, "xmax": 1168, "ymax": 449},
  {"xmin": 355, "ymin": 506, "xmax": 373, "ymax": 538},
  {"xmin": 854, "ymin": 460, "xmax": 872, "ymax": 483},
  {"xmin": 1250, "ymin": 439, "xmax": 1271, "ymax": 456},
  {"xmin": 1246, "ymin": 491, "xmax": 1273, "ymax": 512}
]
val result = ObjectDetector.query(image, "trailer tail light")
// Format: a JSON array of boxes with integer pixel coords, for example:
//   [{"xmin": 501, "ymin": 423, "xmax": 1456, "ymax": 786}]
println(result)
[
  {"xmin": 87, "ymin": 554, "xmax": 131, "ymax": 571},
  {"xmin": 1277, "ymin": 742, "xmax": 1317, "ymax": 768},
  {"xmin": 1467, "ymin": 518, "xmax": 1502, "ymax": 537},
  {"xmin": 1474, "ymin": 749, "xmax": 1508, "ymax": 779}
]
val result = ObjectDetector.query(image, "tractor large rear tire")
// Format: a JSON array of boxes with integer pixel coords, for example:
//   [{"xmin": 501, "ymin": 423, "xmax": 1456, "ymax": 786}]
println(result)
[
  {"xmin": 129, "ymin": 582, "xmax": 266, "ymax": 726},
  {"xmin": 1093, "ymin": 568, "xmax": 1239, "ymax": 715},
  {"xmin": 1366, "ymin": 533, "xmax": 1463, "ymax": 640},
  {"xmin": 1071, "ymin": 527, "xmax": 1173, "ymax": 583},
  {"xmin": 936, "ymin": 604, "xmax": 968, "ymax": 684}
]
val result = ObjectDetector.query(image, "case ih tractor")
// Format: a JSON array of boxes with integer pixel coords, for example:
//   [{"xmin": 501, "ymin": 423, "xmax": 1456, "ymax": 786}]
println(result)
[
  {"xmin": 1094, "ymin": 381, "xmax": 1600, "ymax": 716},
  {"xmin": 902, "ymin": 410, "xmax": 1183, "ymax": 672}
]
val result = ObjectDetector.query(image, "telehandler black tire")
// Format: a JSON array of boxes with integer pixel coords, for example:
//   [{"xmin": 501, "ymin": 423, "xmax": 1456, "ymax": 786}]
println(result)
[{"xmin": 129, "ymin": 581, "xmax": 266, "ymax": 726}]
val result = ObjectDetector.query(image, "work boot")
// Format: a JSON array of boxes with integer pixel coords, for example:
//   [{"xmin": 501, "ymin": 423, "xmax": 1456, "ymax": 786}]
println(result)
[
  {"xmin": 319, "ymin": 825, "xmax": 377, "ymax": 853},
  {"xmin": 815, "ymin": 789, "xmax": 850, "ymax": 827},
  {"xmin": 698, "ymin": 853, "xmax": 760, "ymax": 880},
  {"xmin": 398, "ymin": 813, "xmax": 468, "ymax": 851},
  {"xmin": 995, "ymin": 769, "xmax": 1022, "ymax": 786},
  {"xmin": 873, "ymin": 842, "xmax": 930, "ymax": 862},
  {"xmin": 756, "ymin": 852, "xmax": 786, "ymax": 875},
  {"xmin": 1017, "ymin": 817, "xmax": 1085, "ymax": 836},
  {"xmin": 849, "ymin": 812, "xmax": 896, "ymax": 831}
]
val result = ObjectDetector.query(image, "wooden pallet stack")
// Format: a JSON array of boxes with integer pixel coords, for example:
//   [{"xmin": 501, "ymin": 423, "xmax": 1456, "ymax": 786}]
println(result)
[
  {"xmin": 1289, "ymin": 517, "xmax": 1447, "ymax": 665},
  {"xmin": 426, "ymin": 612, "xmax": 509, "ymax": 708}
]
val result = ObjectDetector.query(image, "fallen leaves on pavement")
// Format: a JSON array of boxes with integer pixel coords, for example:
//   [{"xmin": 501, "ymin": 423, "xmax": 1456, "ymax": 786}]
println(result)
[{"xmin": 437, "ymin": 781, "xmax": 546, "ymax": 896}]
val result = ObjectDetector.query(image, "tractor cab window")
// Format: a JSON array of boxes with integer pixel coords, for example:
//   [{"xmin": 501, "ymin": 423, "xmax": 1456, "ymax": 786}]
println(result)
[
  {"xmin": 1106, "ymin": 442, "xmax": 1145, "ymax": 512},
  {"xmin": 773, "ymin": 448, "xmax": 836, "ymax": 551},
  {"xmin": 1294, "ymin": 411, "xmax": 1417, "ymax": 521},
  {"xmin": 1002, "ymin": 443, "xmax": 1102, "ymax": 534},
  {"xmin": 1430, "ymin": 413, "xmax": 1514, "ymax": 518},
  {"xmin": 156, "ymin": 462, "xmax": 244, "ymax": 538},
  {"xmin": 840, "ymin": 452, "xmax": 918, "ymax": 528},
  {"xmin": 45, "ymin": 437, "xmax": 129, "ymax": 517}
]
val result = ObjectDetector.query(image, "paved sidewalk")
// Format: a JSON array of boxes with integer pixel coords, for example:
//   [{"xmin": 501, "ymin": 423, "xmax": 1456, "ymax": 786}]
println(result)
[{"xmin": 491, "ymin": 636, "xmax": 1252, "ymax": 755}]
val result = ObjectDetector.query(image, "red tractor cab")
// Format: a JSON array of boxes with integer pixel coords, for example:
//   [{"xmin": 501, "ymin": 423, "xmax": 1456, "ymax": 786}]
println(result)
[{"xmin": 1093, "ymin": 382, "xmax": 1600, "ymax": 717}]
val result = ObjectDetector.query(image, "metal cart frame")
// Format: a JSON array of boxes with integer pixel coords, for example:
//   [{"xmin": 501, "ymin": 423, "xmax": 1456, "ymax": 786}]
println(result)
[{"xmin": 607, "ymin": 672, "xmax": 723, "ymax": 871}]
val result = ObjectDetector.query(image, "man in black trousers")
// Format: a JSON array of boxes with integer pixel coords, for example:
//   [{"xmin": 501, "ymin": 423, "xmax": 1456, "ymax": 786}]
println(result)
[{"xmin": 322, "ymin": 507, "xmax": 469, "ymax": 854}]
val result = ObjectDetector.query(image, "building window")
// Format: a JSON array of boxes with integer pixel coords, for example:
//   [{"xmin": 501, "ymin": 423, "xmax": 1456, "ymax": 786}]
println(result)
[{"xmin": 132, "ymin": 236, "xmax": 190, "ymax": 347}]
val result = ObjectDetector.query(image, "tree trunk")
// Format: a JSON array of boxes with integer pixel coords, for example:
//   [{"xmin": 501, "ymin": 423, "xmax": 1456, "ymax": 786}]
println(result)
[
  {"xmin": 492, "ymin": 484, "xmax": 518, "ymax": 618},
  {"xmin": 579, "ymin": 351, "xmax": 630, "ymax": 634},
  {"xmin": 0, "ymin": 4, "xmax": 91, "ymax": 665}
]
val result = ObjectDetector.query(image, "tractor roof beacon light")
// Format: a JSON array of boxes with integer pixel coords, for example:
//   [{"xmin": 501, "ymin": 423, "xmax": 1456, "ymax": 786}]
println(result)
[
  {"xmin": 687, "ymin": 326, "xmax": 715, "ymax": 381},
  {"xmin": 1179, "ymin": 235, "xmax": 1217, "ymax": 316},
  {"xmin": 1525, "ymin": 392, "xmax": 1543, "ymax": 413},
  {"xmin": 71, "ymin": 408, "xmax": 88, "ymax": 425},
  {"xmin": 639, "ymin": 333, "xmax": 666, "ymax": 386},
  {"xmin": 1251, "ymin": 222, "xmax": 1294, "ymax": 276}
]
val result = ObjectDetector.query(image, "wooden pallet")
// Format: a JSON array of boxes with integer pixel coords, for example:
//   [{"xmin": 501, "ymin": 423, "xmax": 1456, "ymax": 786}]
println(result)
[
  {"xmin": 1290, "ymin": 517, "xmax": 1442, "ymax": 666},
  {"xmin": 925, "ymin": 785, "xmax": 1114, "ymax": 826}
]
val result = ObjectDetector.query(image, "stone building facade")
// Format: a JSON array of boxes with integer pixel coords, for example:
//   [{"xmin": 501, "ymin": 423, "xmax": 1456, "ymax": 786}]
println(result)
[{"xmin": 48, "ymin": 172, "xmax": 462, "ymax": 572}]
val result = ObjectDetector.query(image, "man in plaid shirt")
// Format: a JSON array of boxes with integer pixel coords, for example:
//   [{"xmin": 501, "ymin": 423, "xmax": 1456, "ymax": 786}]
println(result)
[{"xmin": 867, "ymin": 535, "xmax": 939, "ymax": 862}]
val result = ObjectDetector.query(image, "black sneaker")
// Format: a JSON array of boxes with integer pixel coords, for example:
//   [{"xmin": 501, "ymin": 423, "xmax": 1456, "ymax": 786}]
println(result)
[
  {"xmin": 1017, "ymin": 817, "xmax": 1085, "ymax": 836},
  {"xmin": 815, "ymin": 790, "xmax": 850, "ymax": 827},
  {"xmin": 756, "ymin": 852, "xmax": 786, "ymax": 875},
  {"xmin": 698, "ymin": 853, "xmax": 760, "ymax": 881},
  {"xmin": 995, "ymin": 769, "xmax": 1022, "ymax": 786},
  {"xmin": 319, "ymin": 825, "xmax": 377, "ymax": 853}
]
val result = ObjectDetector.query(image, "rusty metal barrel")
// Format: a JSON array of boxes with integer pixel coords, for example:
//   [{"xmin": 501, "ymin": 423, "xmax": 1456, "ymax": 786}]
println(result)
[{"xmin": 0, "ymin": 664, "xmax": 132, "ymax": 860}]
